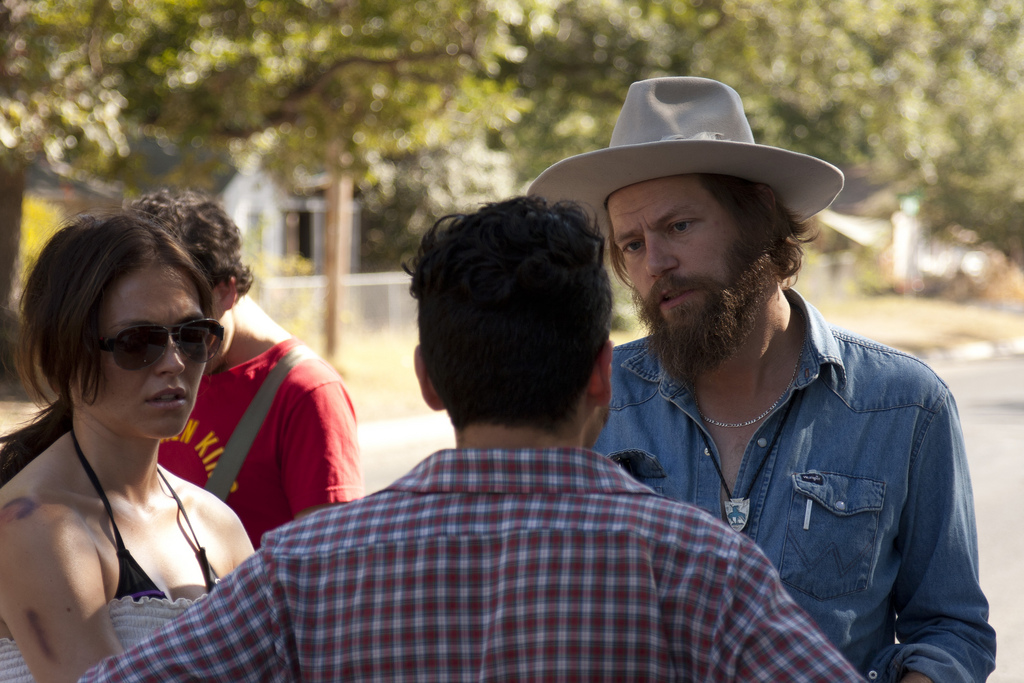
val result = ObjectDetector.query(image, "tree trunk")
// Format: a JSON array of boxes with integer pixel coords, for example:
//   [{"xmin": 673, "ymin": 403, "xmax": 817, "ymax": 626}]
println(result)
[
  {"xmin": 324, "ymin": 171, "xmax": 353, "ymax": 360},
  {"xmin": 0, "ymin": 164, "xmax": 25, "ymax": 379}
]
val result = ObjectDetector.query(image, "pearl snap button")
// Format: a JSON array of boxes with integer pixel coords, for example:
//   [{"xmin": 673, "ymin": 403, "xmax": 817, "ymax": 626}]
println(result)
[
  {"xmin": 836, "ymin": 501, "xmax": 846, "ymax": 511},
  {"xmin": 756, "ymin": 437, "xmax": 768, "ymax": 447}
]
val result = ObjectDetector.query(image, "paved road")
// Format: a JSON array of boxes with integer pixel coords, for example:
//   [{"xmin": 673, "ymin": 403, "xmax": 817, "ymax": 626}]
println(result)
[
  {"xmin": 359, "ymin": 355, "xmax": 1023, "ymax": 678},
  {"xmin": 928, "ymin": 355, "xmax": 1024, "ymax": 682},
  {"xmin": 358, "ymin": 411, "xmax": 453, "ymax": 494}
]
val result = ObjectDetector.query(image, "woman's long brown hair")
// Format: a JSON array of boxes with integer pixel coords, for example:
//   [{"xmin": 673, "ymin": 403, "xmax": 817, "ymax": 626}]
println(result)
[{"xmin": 0, "ymin": 212, "xmax": 212, "ymax": 485}]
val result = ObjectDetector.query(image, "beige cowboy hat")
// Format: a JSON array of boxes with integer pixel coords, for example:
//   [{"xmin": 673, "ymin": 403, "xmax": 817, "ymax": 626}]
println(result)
[{"xmin": 528, "ymin": 77, "xmax": 844, "ymax": 233}]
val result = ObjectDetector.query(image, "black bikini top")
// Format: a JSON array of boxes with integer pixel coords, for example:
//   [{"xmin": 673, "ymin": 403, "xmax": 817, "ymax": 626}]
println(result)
[{"xmin": 72, "ymin": 430, "xmax": 218, "ymax": 600}]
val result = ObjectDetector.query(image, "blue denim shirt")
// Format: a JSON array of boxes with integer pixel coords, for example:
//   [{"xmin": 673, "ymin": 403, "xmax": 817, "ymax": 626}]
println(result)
[{"xmin": 595, "ymin": 292, "xmax": 996, "ymax": 682}]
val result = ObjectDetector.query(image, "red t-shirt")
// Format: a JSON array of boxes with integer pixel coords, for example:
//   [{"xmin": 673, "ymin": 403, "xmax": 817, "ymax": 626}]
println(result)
[{"xmin": 160, "ymin": 339, "xmax": 363, "ymax": 547}]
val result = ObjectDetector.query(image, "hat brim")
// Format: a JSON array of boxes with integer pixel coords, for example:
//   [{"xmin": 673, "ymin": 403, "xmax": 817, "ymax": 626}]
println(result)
[{"xmin": 528, "ymin": 139, "xmax": 844, "ymax": 233}]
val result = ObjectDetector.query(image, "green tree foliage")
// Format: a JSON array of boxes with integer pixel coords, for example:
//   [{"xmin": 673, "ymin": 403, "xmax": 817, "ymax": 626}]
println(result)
[
  {"xmin": 0, "ymin": 0, "xmax": 532, "ymax": 367},
  {"xmin": 355, "ymin": 0, "xmax": 1024, "ymax": 268},
  {"xmin": 0, "ymin": 1, "xmax": 132, "ymax": 172},
  {"xmin": 496, "ymin": 0, "xmax": 1024, "ymax": 256},
  {"xmin": 5, "ymin": 0, "xmax": 1024, "ymax": 286},
  {"xmin": 0, "ymin": 0, "xmax": 135, "ymax": 372},
  {"xmin": 358, "ymin": 134, "xmax": 519, "ymax": 271},
  {"xmin": 105, "ymin": 0, "xmax": 532, "ymax": 184}
]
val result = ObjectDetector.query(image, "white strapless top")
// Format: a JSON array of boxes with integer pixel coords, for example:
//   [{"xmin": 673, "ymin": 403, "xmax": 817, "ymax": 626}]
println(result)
[{"xmin": 0, "ymin": 595, "xmax": 195, "ymax": 682}]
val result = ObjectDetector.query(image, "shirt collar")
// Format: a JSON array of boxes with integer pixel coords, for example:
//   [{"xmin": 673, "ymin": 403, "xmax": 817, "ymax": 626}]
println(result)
[
  {"xmin": 788, "ymin": 289, "xmax": 847, "ymax": 390},
  {"xmin": 386, "ymin": 447, "xmax": 657, "ymax": 496}
]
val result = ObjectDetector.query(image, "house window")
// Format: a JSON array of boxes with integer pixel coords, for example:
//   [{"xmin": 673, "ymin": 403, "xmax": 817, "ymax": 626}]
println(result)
[
  {"xmin": 298, "ymin": 211, "xmax": 313, "ymax": 261},
  {"xmin": 284, "ymin": 210, "xmax": 315, "ymax": 262}
]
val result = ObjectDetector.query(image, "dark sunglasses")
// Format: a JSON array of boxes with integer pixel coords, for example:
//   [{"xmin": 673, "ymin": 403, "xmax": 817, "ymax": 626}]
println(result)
[{"xmin": 98, "ymin": 318, "xmax": 224, "ymax": 370}]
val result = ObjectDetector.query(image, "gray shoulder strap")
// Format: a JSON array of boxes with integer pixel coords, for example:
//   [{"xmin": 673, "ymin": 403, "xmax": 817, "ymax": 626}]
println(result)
[{"xmin": 205, "ymin": 345, "xmax": 320, "ymax": 501}]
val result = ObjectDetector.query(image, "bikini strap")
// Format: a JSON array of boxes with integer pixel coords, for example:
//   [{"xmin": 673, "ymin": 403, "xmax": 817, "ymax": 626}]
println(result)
[
  {"xmin": 157, "ymin": 469, "xmax": 219, "ymax": 592},
  {"xmin": 71, "ymin": 429, "xmax": 128, "ymax": 553},
  {"xmin": 72, "ymin": 429, "xmax": 218, "ymax": 593}
]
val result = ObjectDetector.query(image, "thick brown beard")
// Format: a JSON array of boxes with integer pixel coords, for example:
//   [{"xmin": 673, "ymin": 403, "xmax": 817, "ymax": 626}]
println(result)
[{"xmin": 635, "ymin": 248, "xmax": 778, "ymax": 385}]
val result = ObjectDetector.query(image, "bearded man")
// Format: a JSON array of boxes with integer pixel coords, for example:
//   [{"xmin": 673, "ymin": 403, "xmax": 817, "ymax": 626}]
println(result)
[{"xmin": 530, "ymin": 77, "xmax": 995, "ymax": 683}]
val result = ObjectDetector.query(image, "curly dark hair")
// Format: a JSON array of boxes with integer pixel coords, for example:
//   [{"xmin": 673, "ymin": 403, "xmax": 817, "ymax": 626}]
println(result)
[
  {"xmin": 131, "ymin": 189, "xmax": 254, "ymax": 295},
  {"xmin": 406, "ymin": 196, "xmax": 611, "ymax": 432}
]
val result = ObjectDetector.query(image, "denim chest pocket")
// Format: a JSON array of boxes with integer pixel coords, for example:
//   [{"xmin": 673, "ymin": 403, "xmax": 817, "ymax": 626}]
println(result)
[
  {"xmin": 607, "ymin": 449, "xmax": 666, "ymax": 494},
  {"xmin": 779, "ymin": 471, "xmax": 885, "ymax": 600}
]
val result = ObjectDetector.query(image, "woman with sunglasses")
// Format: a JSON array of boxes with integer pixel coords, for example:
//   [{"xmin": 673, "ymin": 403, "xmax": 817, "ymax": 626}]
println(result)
[{"xmin": 0, "ymin": 212, "xmax": 254, "ymax": 682}]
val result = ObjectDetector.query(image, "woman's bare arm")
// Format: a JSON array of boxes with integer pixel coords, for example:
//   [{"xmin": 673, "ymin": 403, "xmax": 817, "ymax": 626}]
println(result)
[{"xmin": 0, "ymin": 496, "xmax": 123, "ymax": 683}]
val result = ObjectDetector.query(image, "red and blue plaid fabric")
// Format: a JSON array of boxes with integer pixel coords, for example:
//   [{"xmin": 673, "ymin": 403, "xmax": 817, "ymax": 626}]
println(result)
[{"xmin": 81, "ymin": 447, "xmax": 858, "ymax": 682}]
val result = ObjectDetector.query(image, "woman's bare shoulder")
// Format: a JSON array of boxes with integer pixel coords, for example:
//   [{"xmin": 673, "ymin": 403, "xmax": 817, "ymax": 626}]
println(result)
[
  {"xmin": 0, "ymin": 460, "xmax": 100, "ymax": 566},
  {"xmin": 0, "ymin": 468, "xmax": 110, "ymax": 637},
  {"xmin": 158, "ymin": 470, "xmax": 255, "ymax": 569},
  {"xmin": 0, "ymin": 452, "xmax": 93, "ymax": 541},
  {"xmin": 0, "ymin": 439, "xmax": 109, "ymax": 592}
]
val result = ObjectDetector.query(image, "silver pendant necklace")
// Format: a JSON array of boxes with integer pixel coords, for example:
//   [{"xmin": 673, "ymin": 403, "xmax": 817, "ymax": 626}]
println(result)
[
  {"xmin": 695, "ymin": 351, "xmax": 801, "ymax": 428},
  {"xmin": 699, "ymin": 393, "xmax": 798, "ymax": 532}
]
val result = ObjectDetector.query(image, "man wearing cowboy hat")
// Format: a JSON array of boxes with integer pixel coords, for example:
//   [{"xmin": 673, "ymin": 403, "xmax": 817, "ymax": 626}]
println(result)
[{"xmin": 530, "ymin": 77, "xmax": 995, "ymax": 683}]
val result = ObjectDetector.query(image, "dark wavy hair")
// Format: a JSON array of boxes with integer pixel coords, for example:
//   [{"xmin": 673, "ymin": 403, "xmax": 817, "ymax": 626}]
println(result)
[
  {"xmin": 130, "ymin": 189, "xmax": 254, "ymax": 296},
  {"xmin": 406, "ymin": 196, "xmax": 611, "ymax": 432},
  {"xmin": 0, "ymin": 212, "xmax": 214, "ymax": 485},
  {"xmin": 606, "ymin": 173, "xmax": 817, "ymax": 285}
]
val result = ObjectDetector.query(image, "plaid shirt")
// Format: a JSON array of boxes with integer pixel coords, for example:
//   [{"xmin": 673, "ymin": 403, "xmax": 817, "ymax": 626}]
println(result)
[{"xmin": 81, "ymin": 447, "xmax": 858, "ymax": 682}]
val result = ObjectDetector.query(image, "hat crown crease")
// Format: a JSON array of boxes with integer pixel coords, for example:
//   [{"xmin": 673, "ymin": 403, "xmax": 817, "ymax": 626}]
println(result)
[{"xmin": 609, "ymin": 77, "xmax": 756, "ymax": 148}]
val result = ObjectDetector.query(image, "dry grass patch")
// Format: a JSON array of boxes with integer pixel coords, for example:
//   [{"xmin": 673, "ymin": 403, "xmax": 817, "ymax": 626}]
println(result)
[
  {"xmin": 816, "ymin": 296, "xmax": 1024, "ymax": 356},
  {"xmin": 333, "ymin": 329, "xmax": 428, "ymax": 422},
  {"xmin": 334, "ymin": 328, "xmax": 646, "ymax": 423}
]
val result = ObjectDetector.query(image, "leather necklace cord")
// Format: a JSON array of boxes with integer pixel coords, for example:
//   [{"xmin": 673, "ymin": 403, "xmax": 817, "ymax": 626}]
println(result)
[{"xmin": 700, "ymin": 391, "xmax": 798, "ymax": 501}]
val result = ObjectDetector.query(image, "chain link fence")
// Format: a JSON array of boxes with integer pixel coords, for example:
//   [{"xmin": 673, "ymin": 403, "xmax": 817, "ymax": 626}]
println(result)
[
  {"xmin": 257, "ymin": 272, "xmax": 417, "ymax": 351},
  {"xmin": 258, "ymin": 255, "xmax": 863, "ymax": 354}
]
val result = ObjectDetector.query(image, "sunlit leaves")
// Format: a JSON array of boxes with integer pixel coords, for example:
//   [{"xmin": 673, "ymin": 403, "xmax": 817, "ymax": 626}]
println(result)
[
  {"xmin": 4, "ymin": 0, "xmax": 1024, "ymax": 254},
  {"xmin": 0, "ymin": 0, "xmax": 131, "ymax": 165}
]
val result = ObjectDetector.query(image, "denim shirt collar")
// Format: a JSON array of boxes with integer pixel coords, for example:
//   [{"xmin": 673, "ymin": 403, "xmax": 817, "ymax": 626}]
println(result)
[{"xmin": 620, "ymin": 289, "xmax": 848, "ymax": 400}]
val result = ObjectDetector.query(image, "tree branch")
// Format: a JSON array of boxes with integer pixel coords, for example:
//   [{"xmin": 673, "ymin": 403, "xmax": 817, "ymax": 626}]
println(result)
[
  {"xmin": 283, "ymin": 47, "xmax": 474, "ymax": 112},
  {"xmin": 205, "ymin": 47, "xmax": 477, "ymax": 137}
]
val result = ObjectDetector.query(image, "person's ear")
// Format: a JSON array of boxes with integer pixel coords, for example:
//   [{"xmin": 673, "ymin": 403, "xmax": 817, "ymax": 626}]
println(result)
[
  {"xmin": 212, "ymin": 277, "xmax": 239, "ymax": 318},
  {"xmin": 578, "ymin": 340, "xmax": 614, "ymax": 448},
  {"xmin": 414, "ymin": 345, "xmax": 446, "ymax": 412},
  {"xmin": 586, "ymin": 339, "xmax": 614, "ymax": 407}
]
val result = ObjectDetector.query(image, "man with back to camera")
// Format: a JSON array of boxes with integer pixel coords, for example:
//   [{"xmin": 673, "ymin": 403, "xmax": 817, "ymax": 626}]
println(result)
[
  {"xmin": 79, "ymin": 196, "xmax": 862, "ymax": 681},
  {"xmin": 529, "ymin": 77, "xmax": 996, "ymax": 682},
  {"xmin": 132, "ymin": 190, "xmax": 363, "ymax": 548}
]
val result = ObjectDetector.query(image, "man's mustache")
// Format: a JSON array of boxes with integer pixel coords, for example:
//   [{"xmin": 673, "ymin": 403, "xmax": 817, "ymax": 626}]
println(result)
[{"xmin": 642, "ymin": 274, "xmax": 725, "ymax": 309}]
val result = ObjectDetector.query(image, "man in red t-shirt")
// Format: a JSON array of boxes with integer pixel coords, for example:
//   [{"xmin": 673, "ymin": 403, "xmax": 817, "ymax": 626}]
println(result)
[{"xmin": 133, "ymin": 189, "xmax": 364, "ymax": 548}]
